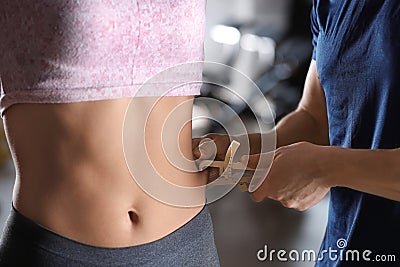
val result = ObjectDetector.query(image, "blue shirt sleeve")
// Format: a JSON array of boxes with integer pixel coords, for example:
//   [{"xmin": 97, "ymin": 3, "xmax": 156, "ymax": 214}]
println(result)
[{"xmin": 310, "ymin": 0, "xmax": 319, "ymax": 60}]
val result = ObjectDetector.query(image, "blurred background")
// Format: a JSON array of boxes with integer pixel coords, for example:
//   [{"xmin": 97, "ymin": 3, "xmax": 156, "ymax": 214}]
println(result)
[{"xmin": 0, "ymin": 0, "xmax": 329, "ymax": 266}]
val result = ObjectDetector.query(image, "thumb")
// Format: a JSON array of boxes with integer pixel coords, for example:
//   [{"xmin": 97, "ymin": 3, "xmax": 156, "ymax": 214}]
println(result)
[
  {"xmin": 247, "ymin": 151, "xmax": 275, "ymax": 193},
  {"xmin": 192, "ymin": 139, "xmax": 202, "ymax": 159},
  {"xmin": 193, "ymin": 138, "xmax": 215, "ymax": 159},
  {"xmin": 196, "ymin": 139, "xmax": 217, "ymax": 160}
]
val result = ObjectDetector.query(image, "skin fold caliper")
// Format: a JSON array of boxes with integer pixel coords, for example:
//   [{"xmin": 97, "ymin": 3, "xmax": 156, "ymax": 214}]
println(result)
[{"xmin": 198, "ymin": 141, "xmax": 255, "ymax": 192}]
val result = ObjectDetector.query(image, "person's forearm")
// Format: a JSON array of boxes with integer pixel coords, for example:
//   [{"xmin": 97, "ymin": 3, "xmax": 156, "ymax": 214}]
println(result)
[
  {"xmin": 235, "ymin": 108, "xmax": 329, "ymax": 155},
  {"xmin": 276, "ymin": 108, "xmax": 329, "ymax": 148},
  {"xmin": 322, "ymin": 146, "xmax": 400, "ymax": 201}
]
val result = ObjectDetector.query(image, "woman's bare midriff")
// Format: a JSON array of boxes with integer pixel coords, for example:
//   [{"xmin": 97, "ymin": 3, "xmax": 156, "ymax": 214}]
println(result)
[{"xmin": 3, "ymin": 97, "xmax": 206, "ymax": 247}]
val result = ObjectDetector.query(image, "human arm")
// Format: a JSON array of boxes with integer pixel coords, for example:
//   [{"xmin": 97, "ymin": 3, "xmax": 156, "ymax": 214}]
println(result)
[
  {"xmin": 247, "ymin": 61, "xmax": 400, "ymax": 209},
  {"xmin": 192, "ymin": 61, "xmax": 328, "ymax": 156}
]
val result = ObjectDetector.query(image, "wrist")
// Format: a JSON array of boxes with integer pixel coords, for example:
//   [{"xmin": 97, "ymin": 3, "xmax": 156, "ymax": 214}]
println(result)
[{"xmin": 317, "ymin": 145, "xmax": 342, "ymax": 188}]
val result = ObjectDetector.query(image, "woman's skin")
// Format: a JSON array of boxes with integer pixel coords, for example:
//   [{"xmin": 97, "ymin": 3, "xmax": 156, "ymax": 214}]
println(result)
[
  {"xmin": 193, "ymin": 60, "xmax": 400, "ymax": 211},
  {"xmin": 4, "ymin": 96, "xmax": 205, "ymax": 247}
]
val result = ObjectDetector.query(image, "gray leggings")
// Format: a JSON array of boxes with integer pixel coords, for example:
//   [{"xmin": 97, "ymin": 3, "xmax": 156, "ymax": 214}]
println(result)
[{"xmin": 0, "ymin": 205, "xmax": 220, "ymax": 267}]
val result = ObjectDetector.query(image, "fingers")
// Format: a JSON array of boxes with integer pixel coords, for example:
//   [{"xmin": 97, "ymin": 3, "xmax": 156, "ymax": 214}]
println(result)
[
  {"xmin": 251, "ymin": 178, "xmax": 274, "ymax": 203},
  {"xmin": 250, "ymin": 190, "xmax": 266, "ymax": 203},
  {"xmin": 193, "ymin": 138, "xmax": 215, "ymax": 159},
  {"xmin": 192, "ymin": 134, "xmax": 230, "ymax": 160},
  {"xmin": 253, "ymin": 187, "xmax": 327, "ymax": 211},
  {"xmin": 198, "ymin": 138, "xmax": 217, "ymax": 160},
  {"xmin": 192, "ymin": 138, "xmax": 202, "ymax": 159}
]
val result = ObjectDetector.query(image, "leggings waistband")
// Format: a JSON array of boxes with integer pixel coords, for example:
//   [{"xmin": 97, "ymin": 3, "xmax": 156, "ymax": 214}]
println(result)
[{"xmin": 0, "ymin": 205, "xmax": 219, "ymax": 266}]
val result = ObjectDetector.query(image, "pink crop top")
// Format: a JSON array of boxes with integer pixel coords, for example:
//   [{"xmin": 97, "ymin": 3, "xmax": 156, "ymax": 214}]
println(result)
[{"xmin": 0, "ymin": 0, "xmax": 206, "ymax": 116}]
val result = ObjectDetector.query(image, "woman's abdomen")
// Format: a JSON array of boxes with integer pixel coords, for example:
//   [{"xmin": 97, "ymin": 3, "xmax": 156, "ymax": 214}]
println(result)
[{"xmin": 3, "ymin": 97, "xmax": 206, "ymax": 247}]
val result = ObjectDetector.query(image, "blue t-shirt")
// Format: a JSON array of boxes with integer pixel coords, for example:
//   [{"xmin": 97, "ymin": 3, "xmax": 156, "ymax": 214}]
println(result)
[{"xmin": 311, "ymin": 0, "xmax": 400, "ymax": 266}]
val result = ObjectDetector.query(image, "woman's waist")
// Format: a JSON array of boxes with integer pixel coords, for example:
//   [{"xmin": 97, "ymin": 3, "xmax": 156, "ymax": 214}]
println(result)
[
  {"xmin": 3, "ymin": 204, "xmax": 215, "ymax": 266},
  {"xmin": 13, "ymin": 168, "xmax": 205, "ymax": 248}
]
